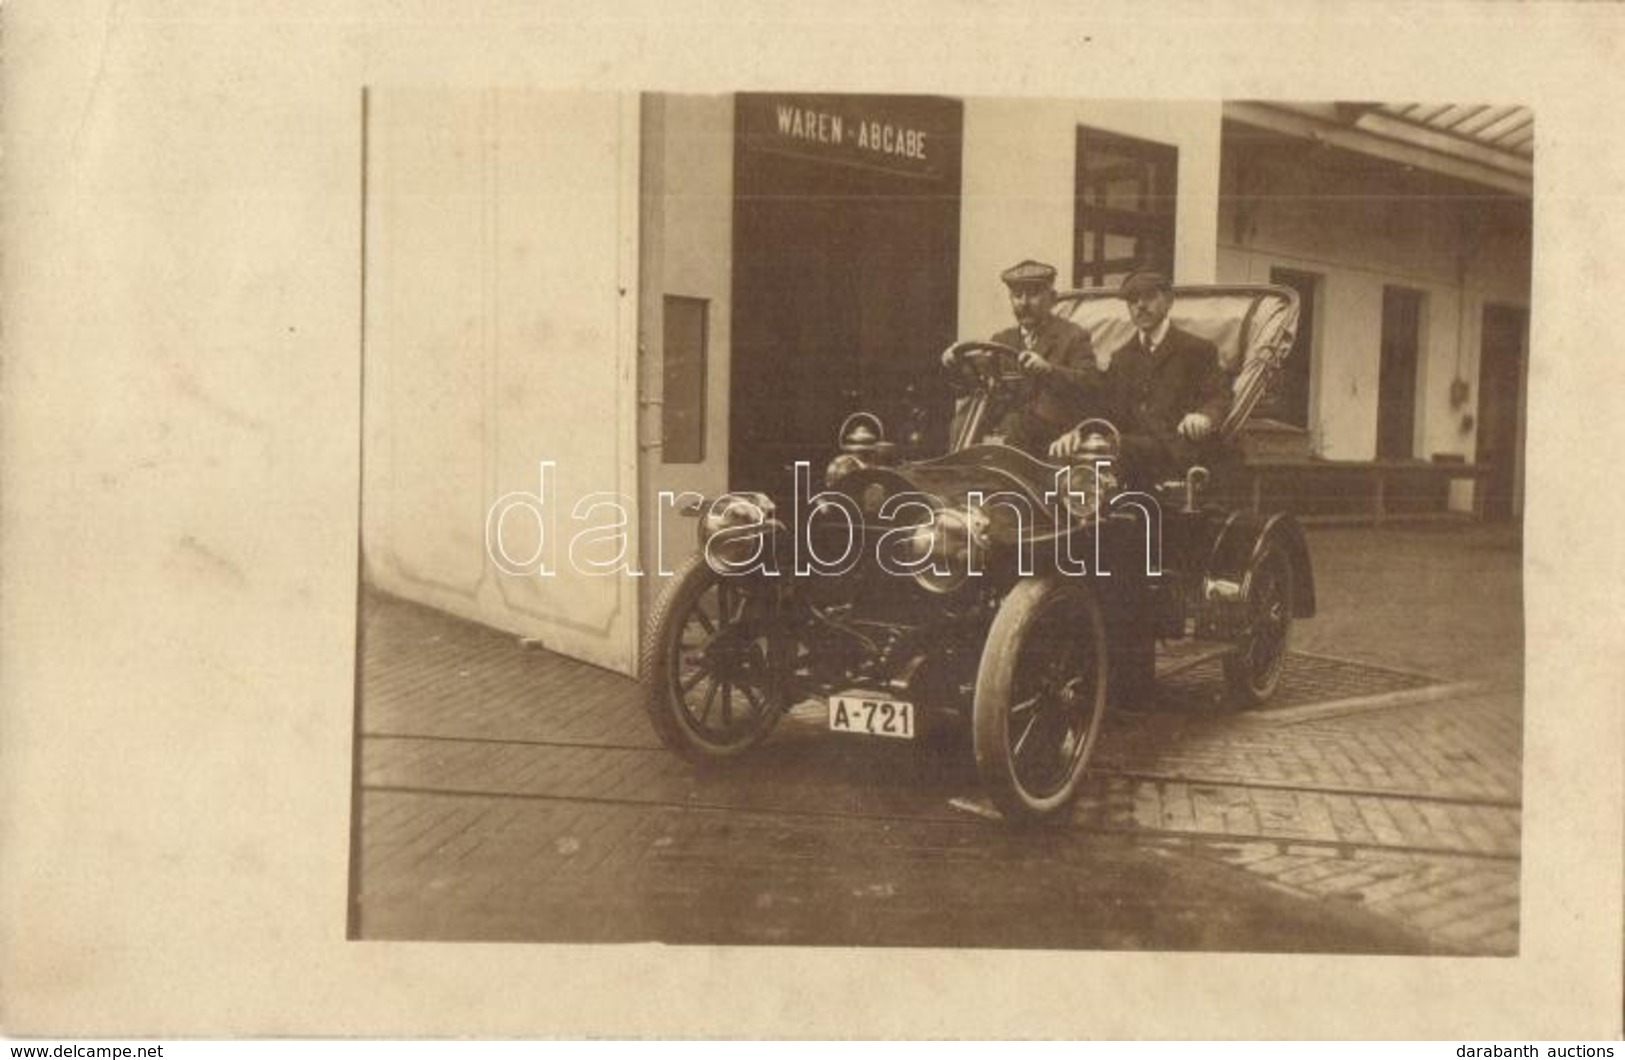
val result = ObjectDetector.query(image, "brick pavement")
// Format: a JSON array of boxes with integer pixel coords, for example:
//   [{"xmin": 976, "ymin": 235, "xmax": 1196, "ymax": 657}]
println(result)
[
  {"xmin": 355, "ymin": 789, "xmax": 1442, "ymax": 950},
  {"xmin": 352, "ymin": 523, "xmax": 1524, "ymax": 954}
]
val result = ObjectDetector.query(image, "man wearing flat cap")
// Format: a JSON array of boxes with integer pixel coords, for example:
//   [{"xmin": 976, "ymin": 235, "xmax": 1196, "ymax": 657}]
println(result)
[
  {"xmin": 942, "ymin": 259, "xmax": 1106, "ymax": 455},
  {"xmin": 1052, "ymin": 269, "xmax": 1231, "ymax": 480}
]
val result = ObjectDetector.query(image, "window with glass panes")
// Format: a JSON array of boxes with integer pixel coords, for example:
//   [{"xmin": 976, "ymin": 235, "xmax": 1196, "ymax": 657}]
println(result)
[{"xmin": 1073, "ymin": 127, "xmax": 1177, "ymax": 288}]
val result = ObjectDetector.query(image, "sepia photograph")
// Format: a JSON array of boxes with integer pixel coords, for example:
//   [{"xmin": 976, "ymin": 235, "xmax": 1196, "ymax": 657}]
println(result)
[
  {"xmin": 351, "ymin": 93, "xmax": 1531, "ymax": 955},
  {"xmin": 11, "ymin": 1, "xmax": 1624, "ymax": 1040}
]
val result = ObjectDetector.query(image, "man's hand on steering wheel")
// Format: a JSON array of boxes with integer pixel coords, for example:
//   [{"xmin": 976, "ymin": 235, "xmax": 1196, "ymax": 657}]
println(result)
[
  {"xmin": 941, "ymin": 344, "xmax": 980, "ymax": 391},
  {"xmin": 1017, "ymin": 349, "xmax": 1053, "ymax": 376},
  {"xmin": 942, "ymin": 341, "xmax": 1026, "ymax": 390}
]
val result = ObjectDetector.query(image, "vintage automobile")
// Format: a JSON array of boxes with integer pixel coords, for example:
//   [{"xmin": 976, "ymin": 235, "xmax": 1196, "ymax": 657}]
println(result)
[{"xmin": 640, "ymin": 284, "xmax": 1316, "ymax": 821}]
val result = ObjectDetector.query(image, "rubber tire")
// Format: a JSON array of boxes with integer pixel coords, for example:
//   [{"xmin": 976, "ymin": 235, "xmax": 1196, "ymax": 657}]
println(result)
[
  {"xmin": 1223, "ymin": 541, "xmax": 1295, "ymax": 707},
  {"xmin": 640, "ymin": 554, "xmax": 783, "ymax": 763},
  {"xmin": 972, "ymin": 577, "xmax": 1109, "ymax": 822}
]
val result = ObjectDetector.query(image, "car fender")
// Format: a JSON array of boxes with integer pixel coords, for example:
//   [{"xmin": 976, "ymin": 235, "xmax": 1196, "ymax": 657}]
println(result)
[{"xmin": 1200, "ymin": 510, "xmax": 1316, "ymax": 618}]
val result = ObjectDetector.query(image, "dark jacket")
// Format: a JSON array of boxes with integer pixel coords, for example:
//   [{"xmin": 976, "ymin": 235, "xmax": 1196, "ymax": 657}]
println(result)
[
  {"xmin": 990, "ymin": 314, "xmax": 1105, "ymax": 432},
  {"xmin": 1107, "ymin": 322, "xmax": 1232, "ymax": 441}
]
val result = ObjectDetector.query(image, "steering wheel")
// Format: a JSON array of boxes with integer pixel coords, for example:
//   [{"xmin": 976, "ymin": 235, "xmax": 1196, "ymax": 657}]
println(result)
[
  {"xmin": 1066, "ymin": 417, "xmax": 1122, "ymax": 455},
  {"xmin": 942, "ymin": 340, "xmax": 1026, "ymax": 389},
  {"xmin": 1049, "ymin": 416, "xmax": 1123, "ymax": 463}
]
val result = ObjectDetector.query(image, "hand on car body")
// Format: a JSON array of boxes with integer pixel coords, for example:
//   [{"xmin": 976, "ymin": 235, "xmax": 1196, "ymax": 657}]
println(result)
[
  {"xmin": 1048, "ymin": 428, "xmax": 1083, "ymax": 460},
  {"xmin": 1177, "ymin": 412, "xmax": 1214, "ymax": 440}
]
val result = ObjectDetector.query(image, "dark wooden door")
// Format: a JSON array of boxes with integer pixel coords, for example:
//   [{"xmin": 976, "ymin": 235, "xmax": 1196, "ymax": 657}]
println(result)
[
  {"xmin": 1476, "ymin": 304, "xmax": 1527, "ymax": 520},
  {"xmin": 1266, "ymin": 267, "xmax": 1319, "ymax": 428},
  {"xmin": 729, "ymin": 94, "xmax": 963, "ymax": 500},
  {"xmin": 1377, "ymin": 286, "xmax": 1424, "ymax": 460}
]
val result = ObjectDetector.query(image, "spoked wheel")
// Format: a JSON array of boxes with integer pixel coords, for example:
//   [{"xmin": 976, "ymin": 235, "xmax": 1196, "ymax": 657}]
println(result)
[
  {"xmin": 640, "ymin": 555, "xmax": 790, "ymax": 762},
  {"xmin": 1223, "ymin": 541, "xmax": 1295, "ymax": 707},
  {"xmin": 972, "ymin": 578, "xmax": 1109, "ymax": 822}
]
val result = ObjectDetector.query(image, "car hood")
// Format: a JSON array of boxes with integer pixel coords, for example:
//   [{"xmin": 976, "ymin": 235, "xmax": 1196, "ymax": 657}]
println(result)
[{"xmin": 830, "ymin": 443, "xmax": 1094, "ymax": 544}]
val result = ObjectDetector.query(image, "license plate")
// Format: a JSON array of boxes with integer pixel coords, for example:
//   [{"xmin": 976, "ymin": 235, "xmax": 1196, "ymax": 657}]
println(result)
[{"xmin": 828, "ymin": 693, "xmax": 915, "ymax": 740}]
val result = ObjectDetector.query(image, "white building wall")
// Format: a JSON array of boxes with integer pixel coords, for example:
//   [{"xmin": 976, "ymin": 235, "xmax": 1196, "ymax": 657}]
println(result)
[
  {"xmin": 958, "ymin": 99, "xmax": 1223, "ymax": 339},
  {"xmin": 636, "ymin": 95, "xmax": 1226, "ymax": 590},
  {"xmin": 637, "ymin": 95, "xmax": 736, "ymax": 617},
  {"xmin": 362, "ymin": 90, "xmax": 642, "ymax": 674},
  {"xmin": 1216, "ymin": 141, "xmax": 1531, "ymax": 510}
]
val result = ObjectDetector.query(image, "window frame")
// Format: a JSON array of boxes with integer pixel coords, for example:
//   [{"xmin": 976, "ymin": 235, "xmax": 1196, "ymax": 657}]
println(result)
[{"xmin": 1072, "ymin": 126, "xmax": 1179, "ymax": 289}]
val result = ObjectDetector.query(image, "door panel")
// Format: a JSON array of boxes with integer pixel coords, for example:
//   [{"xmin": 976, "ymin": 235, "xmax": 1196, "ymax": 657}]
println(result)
[
  {"xmin": 1476, "ymin": 304, "xmax": 1527, "ymax": 520},
  {"xmin": 1265, "ymin": 267, "xmax": 1319, "ymax": 429},
  {"xmin": 363, "ymin": 90, "xmax": 640, "ymax": 673},
  {"xmin": 1377, "ymin": 286, "xmax": 1424, "ymax": 460},
  {"xmin": 730, "ymin": 94, "xmax": 963, "ymax": 501}
]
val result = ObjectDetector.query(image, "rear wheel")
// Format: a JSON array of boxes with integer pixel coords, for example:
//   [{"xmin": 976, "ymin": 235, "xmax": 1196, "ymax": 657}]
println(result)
[
  {"xmin": 1223, "ymin": 542, "xmax": 1294, "ymax": 706},
  {"xmin": 973, "ymin": 578, "xmax": 1109, "ymax": 821},
  {"xmin": 641, "ymin": 555, "xmax": 788, "ymax": 762}
]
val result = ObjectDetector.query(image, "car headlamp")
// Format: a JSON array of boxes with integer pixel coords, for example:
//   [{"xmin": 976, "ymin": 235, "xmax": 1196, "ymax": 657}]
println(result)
[
  {"xmin": 1052, "ymin": 463, "xmax": 1105, "ymax": 522},
  {"xmin": 824, "ymin": 452, "xmax": 866, "ymax": 488},
  {"xmin": 906, "ymin": 506, "xmax": 989, "ymax": 595},
  {"xmin": 698, "ymin": 492, "xmax": 776, "ymax": 549}
]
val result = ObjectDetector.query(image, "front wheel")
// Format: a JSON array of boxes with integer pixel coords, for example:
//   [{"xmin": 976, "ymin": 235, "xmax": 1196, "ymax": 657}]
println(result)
[
  {"xmin": 972, "ymin": 578, "xmax": 1109, "ymax": 822},
  {"xmin": 1223, "ymin": 541, "xmax": 1295, "ymax": 707},
  {"xmin": 640, "ymin": 555, "xmax": 789, "ymax": 762}
]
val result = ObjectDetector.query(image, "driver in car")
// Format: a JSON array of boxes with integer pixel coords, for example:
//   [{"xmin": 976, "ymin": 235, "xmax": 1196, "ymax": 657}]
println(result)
[{"xmin": 942, "ymin": 259, "xmax": 1108, "ymax": 456}]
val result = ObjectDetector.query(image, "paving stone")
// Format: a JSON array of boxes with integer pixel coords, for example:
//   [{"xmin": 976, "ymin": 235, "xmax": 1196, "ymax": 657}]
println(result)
[{"xmin": 352, "ymin": 524, "xmax": 1524, "ymax": 954}]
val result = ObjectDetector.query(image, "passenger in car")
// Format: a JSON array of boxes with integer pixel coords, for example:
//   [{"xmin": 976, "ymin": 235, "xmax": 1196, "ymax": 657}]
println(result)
[
  {"xmin": 1050, "ymin": 269, "xmax": 1232, "ymax": 484},
  {"xmin": 1045, "ymin": 270, "xmax": 1235, "ymax": 712}
]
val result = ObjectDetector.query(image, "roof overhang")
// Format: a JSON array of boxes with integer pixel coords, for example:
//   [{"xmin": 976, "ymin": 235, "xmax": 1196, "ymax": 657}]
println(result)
[{"xmin": 1224, "ymin": 101, "xmax": 1532, "ymax": 198}]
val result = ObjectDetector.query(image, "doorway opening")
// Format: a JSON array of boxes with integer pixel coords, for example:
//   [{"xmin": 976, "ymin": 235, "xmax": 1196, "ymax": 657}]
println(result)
[
  {"xmin": 1377, "ymin": 285, "xmax": 1426, "ymax": 460},
  {"xmin": 1265, "ymin": 267, "xmax": 1320, "ymax": 430},
  {"xmin": 1476, "ymin": 304, "xmax": 1528, "ymax": 520},
  {"xmin": 729, "ymin": 93, "xmax": 964, "ymax": 500}
]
